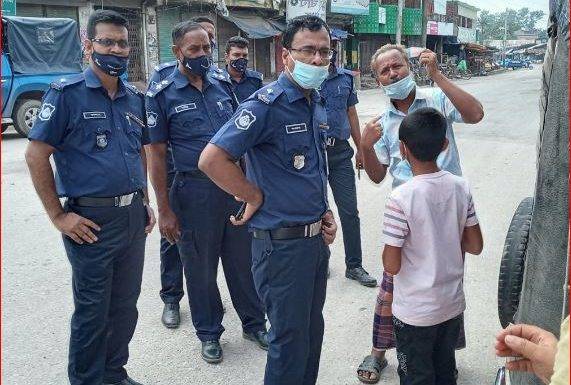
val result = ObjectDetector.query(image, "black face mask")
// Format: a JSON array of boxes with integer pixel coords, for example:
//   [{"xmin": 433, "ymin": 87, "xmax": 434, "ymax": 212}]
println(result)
[
  {"xmin": 230, "ymin": 57, "xmax": 248, "ymax": 73},
  {"xmin": 182, "ymin": 55, "xmax": 211, "ymax": 78},
  {"xmin": 92, "ymin": 51, "xmax": 129, "ymax": 77}
]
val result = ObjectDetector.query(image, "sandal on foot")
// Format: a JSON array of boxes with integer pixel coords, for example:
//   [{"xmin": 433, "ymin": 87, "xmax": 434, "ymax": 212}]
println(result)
[{"xmin": 357, "ymin": 355, "xmax": 388, "ymax": 384}]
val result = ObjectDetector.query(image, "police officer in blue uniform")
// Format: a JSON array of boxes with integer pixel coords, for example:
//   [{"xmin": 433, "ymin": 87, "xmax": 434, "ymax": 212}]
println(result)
[
  {"xmin": 319, "ymin": 41, "xmax": 377, "ymax": 287},
  {"xmin": 146, "ymin": 21, "xmax": 267, "ymax": 363},
  {"xmin": 147, "ymin": 16, "xmax": 222, "ymax": 328},
  {"xmin": 223, "ymin": 36, "xmax": 264, "ymax": 102},
  {"xmin": 25, "ymin": 10, "xmax": 155, "ymax": 385},
  {"xmin": 199, "ymin": 16, "xmax": 338, "ymax": 385}
]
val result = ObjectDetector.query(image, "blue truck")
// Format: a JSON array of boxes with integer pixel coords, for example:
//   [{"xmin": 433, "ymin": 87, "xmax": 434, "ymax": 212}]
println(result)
[{"xmin": 1, "ymin": 16, "xmax": 83, "ymax": 137}]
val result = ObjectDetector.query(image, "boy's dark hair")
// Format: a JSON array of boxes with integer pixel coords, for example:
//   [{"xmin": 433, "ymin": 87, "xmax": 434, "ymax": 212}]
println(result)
[
  {"xmin": 172, "ymin": 21, "xmax": 205, "ymax": 46},
  {"xmin": 282, "ymin": 15, "xmax": 330, "ymax": 49},
  {"xmin": 399, "ymin": 107, "xmax": 447, "ymax": 162},
  {"xmin": 225, "ymin": 36, "xmax": 249, "ymax": 53},
  {"xmin": 87, "ymin": 10, "xmax": 128, "ymax": 40},
  {"xmin": 192, "ymin": 16, "xmax": 215, "ymax": 26}
]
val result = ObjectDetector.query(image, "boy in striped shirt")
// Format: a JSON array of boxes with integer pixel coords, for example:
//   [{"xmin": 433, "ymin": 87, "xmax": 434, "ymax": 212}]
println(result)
[{"xmin": 381, "ymin": 107, "xmax": 483, "ymax": 385}]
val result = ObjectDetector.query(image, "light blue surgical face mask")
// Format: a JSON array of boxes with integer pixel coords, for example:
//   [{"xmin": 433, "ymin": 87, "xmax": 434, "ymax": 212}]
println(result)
[
  {"xmin": 286, "ymin": 55, "xmax": 329, "ymax": 90},
  {"xmin": 382, "ymin": 73, "xmax": 416, "ymax": 100}
]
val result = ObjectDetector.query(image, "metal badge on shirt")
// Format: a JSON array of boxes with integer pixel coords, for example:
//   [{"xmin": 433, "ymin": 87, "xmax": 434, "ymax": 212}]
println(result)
[
  {"xmin": 96, "ymin": 133, "xmax": 108, "ymax": 149},
  {"xmin": 293, "ymin": 154, "xmax": 306, "ymax": 170}
]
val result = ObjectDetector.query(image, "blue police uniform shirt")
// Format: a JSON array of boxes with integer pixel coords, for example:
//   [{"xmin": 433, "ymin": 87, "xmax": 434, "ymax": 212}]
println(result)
[
  {"xmin": 28, "ymin": 67, "xmax": 149, "ymax": 198},
  {"xmin": 319, "ymin": 66, "xmax": 358, "ymax": 141},
  {"xmin": 210, "ymin": 73, "xmax": 330, "ymax": 230},
  {"xmin": 146, "ymin": 67, "xmax": 236, "ymax": 172},
  {"xmin": 226, "ymin": 68, "xmax": 264, "ymax": 103}
]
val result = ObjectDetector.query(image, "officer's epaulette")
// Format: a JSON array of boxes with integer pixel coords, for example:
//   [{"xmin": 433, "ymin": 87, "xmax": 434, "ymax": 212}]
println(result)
[
  {"xmin": 154, "ymin": 60, "xmax": 177, "ymax": 73},
  {"xmin": 339, "ymin": 67, "xmax": 356, "ymax": 77},
  {"xmin": 208, "ymin": 69, "xmax": 232, "ymax": 85},
  {"xmin": 246, "ymin": 69, "xmax": 263, "ymax": 81},
  {"xmin": 124, "ymin": 82, "xmax": 144, "ymax": 97},
  {"xmin": 254, "ymin": 83, "xmax": 283, "ymax": 105},
  {"xmin": 49, "ymin": 74, "xmax": 84, "ymax": 91},
  {"xmin": 146, "ymin": 78, "xmax": 174, "ymax": 98}
]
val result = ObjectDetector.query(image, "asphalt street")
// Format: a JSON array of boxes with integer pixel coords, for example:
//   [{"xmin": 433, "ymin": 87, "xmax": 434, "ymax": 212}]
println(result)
[{"xmin": 2, "ymin": 66, "xmax": 541, "ymax": 384}]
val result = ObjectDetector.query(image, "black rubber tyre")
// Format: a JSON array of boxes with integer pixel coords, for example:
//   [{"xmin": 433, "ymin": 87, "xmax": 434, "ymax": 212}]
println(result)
[
  {"xmin": 13, "ymin": 98, "xmax": 41, "ymax": 138},
  {"xmin": 498, "ymin": 197, "xmax": 534, "ymax": 328}
]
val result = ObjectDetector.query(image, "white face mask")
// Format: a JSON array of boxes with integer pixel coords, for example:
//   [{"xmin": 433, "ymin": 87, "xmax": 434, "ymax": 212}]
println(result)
[
  {"xmin": 286, "ymin": 55, "xmax": 329, "ymax": 90},
  {"xmin": 381, "ymin": 73, "xmax": 416, "ymax": 100}
]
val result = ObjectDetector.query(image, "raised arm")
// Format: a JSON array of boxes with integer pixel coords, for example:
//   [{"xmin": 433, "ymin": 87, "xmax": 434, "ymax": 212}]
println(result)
[{"xmin": 420, "ymin": 50, "xmax": 484, "ymax": 124}]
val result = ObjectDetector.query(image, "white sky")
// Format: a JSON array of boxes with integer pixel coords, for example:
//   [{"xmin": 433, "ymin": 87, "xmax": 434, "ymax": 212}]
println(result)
[{"xmin": 467, "ymin": 0, "xmax": 550, "ymax": 27}]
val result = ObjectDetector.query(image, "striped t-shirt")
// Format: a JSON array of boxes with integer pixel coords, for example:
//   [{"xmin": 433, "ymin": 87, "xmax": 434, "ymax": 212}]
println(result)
[{"xmin": 381, "ymin": 170, "xmax": 479, "ymax": 327}]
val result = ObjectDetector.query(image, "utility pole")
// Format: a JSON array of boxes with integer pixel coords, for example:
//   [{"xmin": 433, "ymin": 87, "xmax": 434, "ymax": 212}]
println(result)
[
  {"xmin": 503, "ymin": 8, "xmax": 508, "ymax": 60},
  {"xmin": 396, "ymin": 0, "xmax": 405, "ymax": 44},
  {"xmin": 420, "ymin": 0, "xmax": 428, "ymax": 48}
]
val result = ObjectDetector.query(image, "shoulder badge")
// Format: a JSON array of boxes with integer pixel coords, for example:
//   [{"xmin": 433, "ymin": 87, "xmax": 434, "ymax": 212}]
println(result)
[{"xmin": 50, "ymin": 74, "xmax": 84, "ymax": 91}]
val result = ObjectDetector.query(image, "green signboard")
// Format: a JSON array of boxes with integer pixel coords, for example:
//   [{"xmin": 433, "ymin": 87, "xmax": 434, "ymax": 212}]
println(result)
[
  {"xmin": 354, "ymin": 3, "xmax": 422, "ymax": 36},
  {"xmin": 2, "ymin": 0, "xmax": 16, "ymax": 16}
]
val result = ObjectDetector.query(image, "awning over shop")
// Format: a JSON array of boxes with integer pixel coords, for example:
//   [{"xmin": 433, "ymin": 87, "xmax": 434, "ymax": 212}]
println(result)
[{"xmin": 221, "ymin": 13, "xmax": 283, "ymax": 39}]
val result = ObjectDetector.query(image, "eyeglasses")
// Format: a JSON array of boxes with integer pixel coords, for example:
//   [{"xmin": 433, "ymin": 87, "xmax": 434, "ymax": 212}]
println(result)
[
  {"xmin": 290, "ymin": 47, "xmax": 334, "ymax": 60},
  {"xmin": 92, "ymin": 38, "xmax": 130, "ymax": 49}
]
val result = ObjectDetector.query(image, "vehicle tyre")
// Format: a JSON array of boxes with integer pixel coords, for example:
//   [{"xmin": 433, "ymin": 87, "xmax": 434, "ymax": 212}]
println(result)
[
  {"xmin": 14, "ymin": 98, "xmax": 42, "ymax": 138},
  {"xmin": 462, "ymin": 70, "xmax": 472, "ymax": 80},
  {"xmin": 498, "ymin": 197, "xmax": 534, "ymax": 328}
]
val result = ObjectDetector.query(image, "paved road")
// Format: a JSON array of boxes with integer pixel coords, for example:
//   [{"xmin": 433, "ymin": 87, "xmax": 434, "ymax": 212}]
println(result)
[{"xmin": 2, "ymin": 66, "xmax": 541, "ymax": 384}]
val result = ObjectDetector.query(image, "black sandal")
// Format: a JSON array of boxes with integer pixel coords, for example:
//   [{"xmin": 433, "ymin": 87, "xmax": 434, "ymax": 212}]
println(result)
[{"xmin": 357, "ymin": 355, "xmax": 388, "ymax": 384}]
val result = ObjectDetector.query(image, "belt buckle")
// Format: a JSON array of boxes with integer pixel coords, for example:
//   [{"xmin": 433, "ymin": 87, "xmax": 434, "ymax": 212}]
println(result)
[
  {"xmin": 117, "ymin": 193, "xmax": 134, "ymax": 207},
  {"xmin": 326, "ymin": 137, "xmax": 336, "ymax": 147},
  {"xmin": 308, "ymin": 221, "xmax": 321, "ymax": 237}
]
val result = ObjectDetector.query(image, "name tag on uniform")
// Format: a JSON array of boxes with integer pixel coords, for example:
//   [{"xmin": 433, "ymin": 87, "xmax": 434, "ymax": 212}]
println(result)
[
  {"xmin": 83, "ymin": 111, "xmax": 107, "ymax": 119},
  {"xmin": 285, "ymin": 123, "xmax": 307, "ymax": 134},
  {"xmin": 174, "ymin": 103, "xmax": 196, "ymax": 113}
]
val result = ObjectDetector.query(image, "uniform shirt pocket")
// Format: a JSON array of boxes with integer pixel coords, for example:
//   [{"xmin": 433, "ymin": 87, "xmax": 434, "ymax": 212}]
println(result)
[{"xmin": 282, "ymin": 123, "xmax": 312, "ymax": 172}]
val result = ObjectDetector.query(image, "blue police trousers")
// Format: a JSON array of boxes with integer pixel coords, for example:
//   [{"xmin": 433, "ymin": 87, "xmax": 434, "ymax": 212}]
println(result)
[
  {"xmin": 159, "ymin": 171, "xmax": 184, "ymax": 304},
  {"xmin": 171, "ymin": 172, "xmax": 266, "ymax": 342},
  {"xmin": 63, "ymin": 195, "xmax": 146, "ymax": 385},
  {"xmin": 252, "ymin": 232, "xmax": 330, "ymax": 385},
  {"xmin": 327, "ymin": 140, "xmax": 362, "ymax": 269}
]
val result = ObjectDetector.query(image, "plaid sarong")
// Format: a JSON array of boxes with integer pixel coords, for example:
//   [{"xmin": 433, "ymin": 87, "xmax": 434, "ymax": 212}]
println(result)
[{"xmin": 372, "ymin": 272, "xmax": 467, "ymax": 350}]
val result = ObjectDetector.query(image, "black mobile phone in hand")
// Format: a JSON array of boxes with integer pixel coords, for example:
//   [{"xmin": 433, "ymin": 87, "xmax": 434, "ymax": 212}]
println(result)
[{"xmin": 235, "ymin": 202, "xmax": 247, "ymax": 221}]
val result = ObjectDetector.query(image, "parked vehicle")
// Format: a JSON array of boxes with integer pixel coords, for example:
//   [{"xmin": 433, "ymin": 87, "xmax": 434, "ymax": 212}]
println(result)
[
  {"xmin": 1, "ymin": 16, "xmax": 83, "ymax": 137},
  {"xmin": 500, "ymin": 58, "xmax": 533, "ymax": 70},
  {"xmin": 497, "ymin": 2, "xmax": 568, "ymax": 384}
]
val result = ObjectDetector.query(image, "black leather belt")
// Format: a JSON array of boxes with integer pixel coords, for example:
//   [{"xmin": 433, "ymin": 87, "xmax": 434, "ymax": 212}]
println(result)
[
  {"xmin": 178, "ymin": 170, "xmax": 210, "ymax": 179},
  {"xmin": 253, "ymin": 220, "xmax": 322, "ymax": 240},
  {"xmin": 68, "ymin": 191, "xmax": 141, "ymax": 207}
]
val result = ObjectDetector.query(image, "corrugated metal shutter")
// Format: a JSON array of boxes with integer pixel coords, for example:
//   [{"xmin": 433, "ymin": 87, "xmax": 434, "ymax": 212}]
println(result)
[
  {"xmin": 16, "ymin": 4, "xmax": 43, "ymax": 17},
  {"xmin": 157, "ymin": 7, "xmax": 180, "ymax": 63},
  {"xmin": 46, "ymin": 6, "xmax": 79, "ymax": 21}
]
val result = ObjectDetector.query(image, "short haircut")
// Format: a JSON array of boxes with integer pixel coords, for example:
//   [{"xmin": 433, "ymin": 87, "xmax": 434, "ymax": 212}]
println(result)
[
  {"xmin": 399, "ymin": 107, "xmax": 447, "ymax": 162},
  {"xmin": 171, "ymin": 21, "xmax": 205, "ymax": 46},
  {"xmin": 225, "ymin": 36, "xmax": 249, "ymax": 53},
  {"xmin": 370, "ymin": 44, "xmax": 409, "ymax": 73},
  {"xmin": 87, "ymin": 9, "xmax": 128, "ymax": 40},
  {"xmin": 282, "ymin": 15, "xmax": 330, "ymax": 49},
  {"xmin": 193, "ymin": 16, "xmax": 215, "ymax": 26}
]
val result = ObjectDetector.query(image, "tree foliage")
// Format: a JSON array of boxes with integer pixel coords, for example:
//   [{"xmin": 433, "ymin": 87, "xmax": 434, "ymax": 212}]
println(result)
[{"xmin": 478, "ymin": 8, "xmax": 546, "ymax": 41}]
